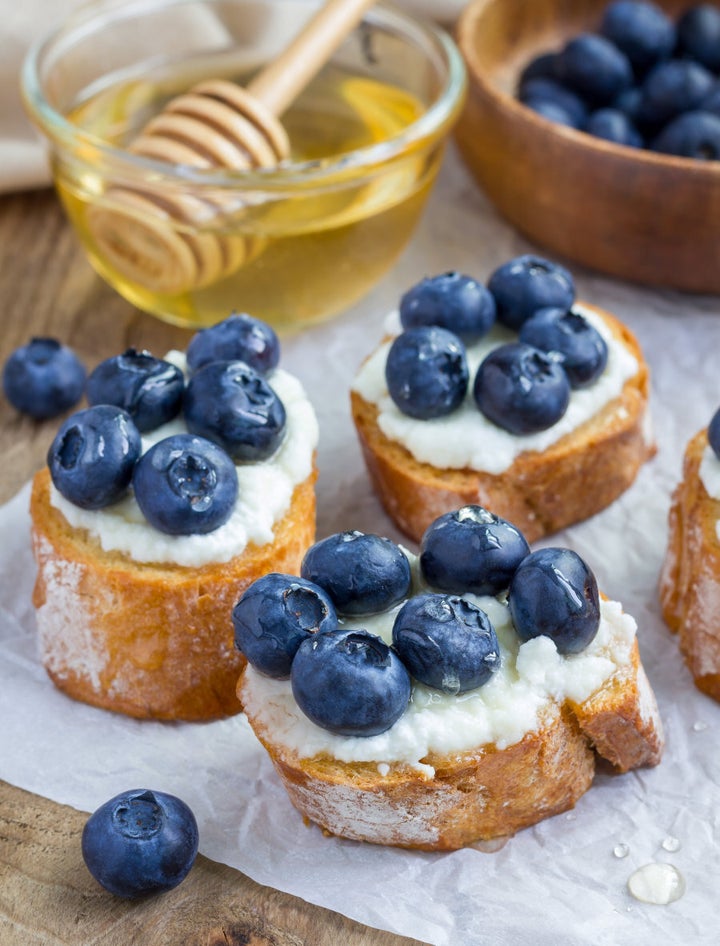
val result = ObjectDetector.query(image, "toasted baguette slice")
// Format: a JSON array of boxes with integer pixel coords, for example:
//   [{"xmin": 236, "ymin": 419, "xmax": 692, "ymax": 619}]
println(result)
[
  {"xmin": 31, "ymin": 465, "xmax": 316, "ymax": 721},
  {"xmin": 660, "ymin": 429, "xmax": 720, "ymax": 701},
  {"xmin": 351, "ymin": 305, "xmax": 654, "ymax": 544},
  {"xmin": 238, "ymin": 635, "xmax": 663, "ymax": 852}
]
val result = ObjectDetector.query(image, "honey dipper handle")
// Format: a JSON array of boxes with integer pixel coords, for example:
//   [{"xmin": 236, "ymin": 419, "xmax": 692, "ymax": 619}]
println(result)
[{"xmin": 246, "ymin": 0, "xmax": 378, "ymax": 116}]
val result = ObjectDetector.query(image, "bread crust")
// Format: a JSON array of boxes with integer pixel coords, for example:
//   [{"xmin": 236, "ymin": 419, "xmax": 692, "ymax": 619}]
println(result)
[
  {"xmin": 660, "ymin": 429, "xmax": 720, "ymax": 701},
  {"xmin": 351, "ymin": 304, "xmax": 654, "ymax": 544},
  {"xmin": 238, "ymin": 638, "xmax": 663, "ymax": 851},
  {"xmin": 31, "ymin": 465, "xmax": 316, "ymax": 721}
]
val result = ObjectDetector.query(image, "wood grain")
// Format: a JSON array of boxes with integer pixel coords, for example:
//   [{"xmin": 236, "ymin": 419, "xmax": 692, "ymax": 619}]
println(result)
[{"xmin": 0, "ymin": 189, "xmax": 426, "ymax": 946}]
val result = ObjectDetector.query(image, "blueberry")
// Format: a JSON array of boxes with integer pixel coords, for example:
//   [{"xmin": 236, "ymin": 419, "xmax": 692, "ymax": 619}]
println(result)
[
  {"xmin": 508, "ymin": 547, "xmax": 601, "ymax": 655},
  {"xmin": 86, "ymin": 348, "xmax": 184, "ymax": 433},
  {"xmin": 385, "ymin": 326, "xmax": 469, "ymax": 420},
  {"xmin": 518, "ymin": 307, "xmax": 609, "ymax": 388},
  {"xmin": 585, "ymin": 107, "xmax": 644, "ymax": 147},
  {"xmin": 708, "ymin": 406, "xmax": 720, "ymax": 459},
  {"xmin": 600, "ymin": 1, "xmax": 676, "ymax": 76},
  {"xmin": 399, "ymin": 272, "xmax": 496, "ymax": 343},
  {"xmin": 290, "ymin": 628, "xmax": 411, "ymax": 736},
  {"xmin": 301, "ymin": 531, "xmax": 411, "ymax": 616},
  {"xmin": 556, "ymin": 33, "xmax": 634, "ymax": 105},
  {"xmin": 524, "ymin": 97, "xmax": 582, "ymax": 128},
  {"xmin": 420, "ymin": 505, "xmax": 530, "ymax": 596},
  {"xmin": 651, "ymin": 110, "xmax": 720, "ymax": 159},
  {"xmin": 487, "ymin": 255, "xmax": 575, "ymax": 331},
  {"xmin": 186, "ymin": 312, "xmax": 280, "ymax": 374},
  {"xmin": 132, "ymin": 433, "xmax": 237, "ymax": 535},
  {"xmin": 637, "ymin": 59, "xmax": 715, "ymax": 129},
  {"xmin": 614, "ymin": 85, "xmax": 644, "ymax": 122},
  {"xmin": 392, "ymin": 593, "xmax": 501, "ymax": 694},
  {"xmin": 81, "ymin": 788, "xmax": 198, "ymax": 899},
  {"xmin": 3, "ymin": 337, "xmax": 85, "ymax": 420},
  {"xmin": 48, "ymin": 405, "xmax": 141, "ymax": 509},
  {"xmin": 184, "ymin": 360, "xmax": 286, "ymax": 461},
  {"xmin": 518, "ymin": 77, "xmax": 589, "ymax": 128},
  {"xmin": 701, "ymin": 80, "xmax": 720, "ymax": 117},
  {"xmin": 519, "ymin": 51, "xmax": 561, "ymax": 85},
  {"xmin": 232, "ymin": 573, "xmax": 338, "ymax": 679},
  {"xmin": 473, "ymin": 342, "xmax": 571, "ymax": 434},
  {"xmin": 677, "ymin": 4, "xmax": 720, "ymax": 73}
]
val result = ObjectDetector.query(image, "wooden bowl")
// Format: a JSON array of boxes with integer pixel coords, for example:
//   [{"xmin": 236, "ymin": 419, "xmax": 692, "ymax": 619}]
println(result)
[{"xmin": 455, "ymin": 0, "xmax": 720, "ymax": 294}]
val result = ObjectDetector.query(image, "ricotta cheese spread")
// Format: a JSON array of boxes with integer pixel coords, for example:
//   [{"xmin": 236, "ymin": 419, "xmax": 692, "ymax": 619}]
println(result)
[
  {"xmin": 351, "ymin": 306, "xmax": 639, "ymax": 475},
  {"xmin": 49, "ymin": 363, "xmax": 318, "ymax": 567}
]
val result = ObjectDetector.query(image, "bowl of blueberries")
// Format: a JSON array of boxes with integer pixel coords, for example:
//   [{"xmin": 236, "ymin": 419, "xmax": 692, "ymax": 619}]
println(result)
[{"xmin": 454, "ymin": 0, "xmax": 720, "ymax": 295}]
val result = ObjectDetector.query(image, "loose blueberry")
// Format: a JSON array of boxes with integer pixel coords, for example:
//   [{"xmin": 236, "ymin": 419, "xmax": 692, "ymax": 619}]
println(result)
[
  {"xmin": 487, "ymin": 255, "xmax": 575, "ymax": 331},
  {"xmin": 232, "ymin": 573, "xmax": 338, "ymax": 679},
  {"xmin": 3, "ymin": 337, "xmax": 85, "ymax": 420},
  {"xmin": 399, "ymin": 272, "xmax": 496, "ymax": 343},
  {"xmin": 86, "ymin": 349, "xmax": 184, "ymax": 433},
  {"xmin": 473, "ymin": 342, "xmax": 571, "ymax": 434},
  {"xmin": 385, "ymin": 326, "xmax": 469, "ymax": 420},
  {"xmin": 508, "ymin": 547, "xmax": 601, "ymax": 655},
  {"xmin": 518, "ymin": 77, "xmax": 589, "ymax": 128},
  {"xmin": 132, "ymin": 434, "xmax": 237, "ymax": 535},
  {"xmin": 420, "ymin": 505, "xmax": 530, "ymax": 597},
  {"xmin": 184, "ymin": 360, "xmax": 286, "ymax": 461},
  {"xmin": 637, "ymin": 59, "xmax": 715, "ymax": 129},
  {"xmin": 651, "ymin": 110, "xmax": 720, "ymax": 159},
  {"xmin": 301, "ymin": 531, "xmax": 412, "ymax": 616},
  {"xmin": 600, "ymin": 1, "xmax": 676, "ymax": 76},
  {"xmin": 48, "ymin": 405, "xmax": 141, "ymax": 509},
  {"xmin": 186, "ymin": 312, "xmax": 280, "ymax": 375},
  {"xmin": 81, "ymin": 788, "xmax": 198, "ymax": 899},
  {"xmin": 290, "ymin": 628, "xmax": 411, "ymax": 736},
  {"xmin": 392, "ymin": 593, "xmax": 501, "ymax": 694},
  {"xmin": 556, "ymin": 33, "xmax": 634, "ymax": 105},
  {"xmin": 677, "ymin": 4, "xmax": 720, "ymax": 73},
  {"xmin": 708, "ymin": 406, "xmax": 720, "ymax": 459},
  {"xmin": 585, "ymin": 108, "xmax": 644, "ymax": 147},
  {"xmin": 518, "ymin": 307, "xmax": 609, "ymax": 388}
]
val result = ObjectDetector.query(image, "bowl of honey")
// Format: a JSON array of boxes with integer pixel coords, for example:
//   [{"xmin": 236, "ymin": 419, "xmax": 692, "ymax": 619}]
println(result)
[{"xmin": 21, "ymin": 0, "xmax": 466, "ymax": 331}]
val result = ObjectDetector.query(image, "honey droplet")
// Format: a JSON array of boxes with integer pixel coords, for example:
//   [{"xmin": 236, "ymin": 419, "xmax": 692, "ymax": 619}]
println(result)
[{"xmin": 627, "ymin": 863, "xmax": 686, "ymax": 905}]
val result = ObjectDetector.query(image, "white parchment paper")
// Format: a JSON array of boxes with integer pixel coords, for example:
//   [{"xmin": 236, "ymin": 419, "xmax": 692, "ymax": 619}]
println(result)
[{"xmin": 2, "ymin": 146, "xmax": 720, "ymax": 945}]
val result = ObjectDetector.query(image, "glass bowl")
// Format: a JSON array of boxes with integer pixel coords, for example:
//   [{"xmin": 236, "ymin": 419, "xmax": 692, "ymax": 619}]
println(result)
[{"xmin": 21, "ymin": 0, "xmax": 466, "ymax": 331}]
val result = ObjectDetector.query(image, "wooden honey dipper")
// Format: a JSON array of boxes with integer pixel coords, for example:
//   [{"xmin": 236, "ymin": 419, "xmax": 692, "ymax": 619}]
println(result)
[{"xmin": 89, "ymin": 0, "xmax": 378, "ymax": 296}]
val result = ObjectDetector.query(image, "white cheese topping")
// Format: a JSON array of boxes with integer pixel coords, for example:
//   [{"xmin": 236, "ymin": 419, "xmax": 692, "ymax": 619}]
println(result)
[
  {"xmin": 351, "ymin": 306, "xmax": 639, "ymax": 475},
  {"xmin": 49, "ymin": 365, "xmax": 318, "ymax": 567}
]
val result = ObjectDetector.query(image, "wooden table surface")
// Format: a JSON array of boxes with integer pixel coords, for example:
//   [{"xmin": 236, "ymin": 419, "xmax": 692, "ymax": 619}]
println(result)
[{"xmin": 0, "ymin": 189, "xmax": 426, "ymax": 946}]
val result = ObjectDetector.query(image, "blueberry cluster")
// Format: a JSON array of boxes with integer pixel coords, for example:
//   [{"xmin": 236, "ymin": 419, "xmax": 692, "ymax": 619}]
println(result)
[
  {"xmin": 385, "ymin": 256, "xmax": 608, "ymax": 435},
  {"xmin": 518, "ymin": 1, "xmax": 720, "ymax": 160},
  {"xmin": 233, "ymin": 506, "xmax": 602, "ymax": 738},
  {"xmin": 19, "ymin": 313, "xmax": 286, "ymax": 535}
]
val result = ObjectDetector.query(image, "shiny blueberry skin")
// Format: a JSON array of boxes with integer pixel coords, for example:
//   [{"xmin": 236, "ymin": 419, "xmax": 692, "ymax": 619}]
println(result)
[
  {"xmin": 637, "ymin": 59, "xmax": 715, "ymax": 129},
  {"xmin": 86, "ymin": 349, "xmax": 184, "ymax": 433},
  {"xmin": 487, "ymin": 255, "xmax": 575, "ymax": 331},
  {"xmin": 709, "ymin": 407, "xmax": 720, "ymax": 459},
  {"xmin": 186, "ymin": 312, "xmax": 280, "ymax": 375},
  {"xmin": 519, "ymin": 307, "xmax": 609, "ymax": 389},
  {"xmin": 385, "ymin": 326, "xmax": 469, "ymax": 420},
  {"xmin": 184, "ymin": 360, "xmax": 286, "ymax": 461},
  {"xmin": 474, "ymin": 342, "xmax": 571, "ymax": 434},
  {"xmin": 518, "ymin": 77, "xmax": 589, "ymax": 128},
  {"xmin": 524, "ymin": 98, "xmax": 579, "ymax": 128},
  {"xmin": 399, "ymin": 272, "xmax": 496, "ymax": 343},
  {"xmin": 600, "ymin": 1, "xmax": 676, "ymax": 76},
  {"xmin": 585, "ymin": 108, "xmax": 644, "ymax": 147},
  {"xmin": 81, "ymin": 789, "xmax": 198, "ymax": 899},
  {"xmin": 290, "ymin": 628, "xmax": 411, "ymax": 736},
  {"xmin": 132, "ymin": 434, "xmax": 237, "ymax": 535},
  {"xmin": 392, "ymin": 593, "xmax": 501, "ymax": 694},
  {"xmin": 508, "ymin": 547, "xmax": 601, "ymax": 655},
  {"xmin": 652, "ymin": 110, "xmax": 720, "ymax": 159},
  {"xmin": 677, "ymin": 4, "xmax": 720, "ymax": 73},
  {"xmin": 232, "ymin": 573, "xmax": 338, "ymax": 679},
  {"xmin": 556, "ymin": 33, "xmax": 633, "ymax": 105},
  {"xmin": 3, "ymin": 337, "xmax": 85, "ymax": 420},
  {"xmin": 420, "ymin": 506, "xmax": 530, "ymax": 597},
  {"xmin": 48, "ymin": 405, "xmax": 141, "ymax": 509},
  {"xmin": 301, "ymin": 531, "xmax": 412, "ymax": 616}
]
